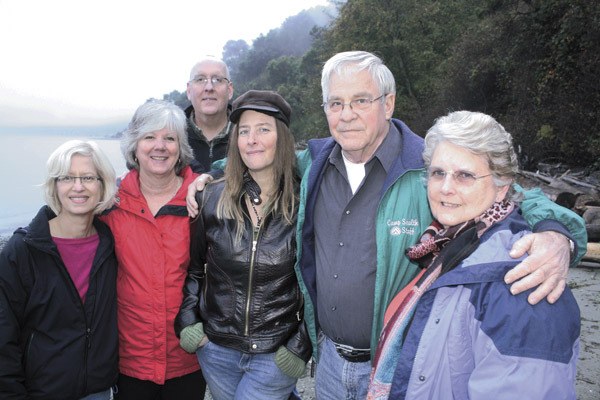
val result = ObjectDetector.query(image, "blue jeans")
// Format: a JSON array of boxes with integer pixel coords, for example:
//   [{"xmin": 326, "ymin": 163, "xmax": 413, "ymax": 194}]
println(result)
[
  {"xmin": 80, "ymin": 388, "xmax": 113, "ymax": 400},
  {"xmin": 315, "ymin": 334, "xmax": 371, "ymax": 400},
  {"xmin": 197, "ymin": 341, "xmax": 297, "ymax": 400}
]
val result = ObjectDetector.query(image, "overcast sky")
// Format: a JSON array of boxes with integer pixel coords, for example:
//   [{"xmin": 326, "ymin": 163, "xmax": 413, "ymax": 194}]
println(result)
[{"xmin": 0, "ymin": 0, "xmax": 330, "ymax": 127}]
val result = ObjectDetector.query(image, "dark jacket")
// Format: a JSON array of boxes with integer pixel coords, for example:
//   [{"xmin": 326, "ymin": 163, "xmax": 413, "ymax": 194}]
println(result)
[
  {"xmin": 184, "ymin": 104, "xmax": 232, "ymax": 173},
  {"xmin": 0, "ymin": 206, "xmax": 118, "ymax": 400},
  {"xmin": 175, "ymin": 181, "xmax": 312, "ymax": 362}
]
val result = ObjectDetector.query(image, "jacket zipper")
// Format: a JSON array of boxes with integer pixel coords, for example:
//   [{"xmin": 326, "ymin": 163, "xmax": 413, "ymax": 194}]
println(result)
[{"xmin": 244, "ymin": 226, "xmax": 260, "ymax": 336}]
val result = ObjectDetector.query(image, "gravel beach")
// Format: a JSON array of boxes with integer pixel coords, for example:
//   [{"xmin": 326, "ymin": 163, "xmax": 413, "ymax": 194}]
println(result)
[{"xmin": 0, "ymin": 235, "xmax": 597, "ymax": 399}]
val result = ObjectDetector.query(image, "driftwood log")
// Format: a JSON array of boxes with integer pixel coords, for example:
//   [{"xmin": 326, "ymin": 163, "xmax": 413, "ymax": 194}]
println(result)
[
  {"xmin": 517, "ymin": 168, "xmax": 600, "ymax": 242},
  {"xmin": 583, "ymin": 242, "xmax": 600, "ymax": 263}
]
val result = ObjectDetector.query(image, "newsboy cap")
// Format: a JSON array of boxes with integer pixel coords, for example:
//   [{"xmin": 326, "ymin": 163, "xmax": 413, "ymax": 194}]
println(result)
[{"xmin": 230, "ymin": 90, "xmax": 292, "ymax": 127}]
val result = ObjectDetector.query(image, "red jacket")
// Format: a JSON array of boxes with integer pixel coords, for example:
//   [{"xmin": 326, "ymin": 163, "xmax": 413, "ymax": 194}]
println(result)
[{"xmin": 101, "ymin": 166, "xmax": 198, "ymax": 384}]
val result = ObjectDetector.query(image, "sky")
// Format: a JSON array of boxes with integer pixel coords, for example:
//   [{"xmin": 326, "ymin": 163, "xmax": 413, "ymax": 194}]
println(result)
[{"xmin": 0, "ymin": 0, "xmax": 331, "ymax": 127}]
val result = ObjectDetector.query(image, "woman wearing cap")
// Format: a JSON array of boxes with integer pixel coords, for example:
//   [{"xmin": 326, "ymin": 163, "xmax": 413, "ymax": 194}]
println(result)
[
  {"xmin": 367, "ymin": 111, "xmax": 580, "ymax": 399},
  {"xmin": 175, "ymin": 90, "xmax": 311, "ymax": 399}
]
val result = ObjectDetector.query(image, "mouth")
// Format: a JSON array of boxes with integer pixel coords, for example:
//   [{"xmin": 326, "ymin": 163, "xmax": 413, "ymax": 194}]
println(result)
[
  {"xmin": 440, "ymin": 201, "xmax": 460, "ymax": 208},
  {"xmin": 150, "ymin": 156, "xmax": 169, "ymax": 161},
  {"xmin": 69, "ymin": 196, "xmax": 89, "ymax": 204}
]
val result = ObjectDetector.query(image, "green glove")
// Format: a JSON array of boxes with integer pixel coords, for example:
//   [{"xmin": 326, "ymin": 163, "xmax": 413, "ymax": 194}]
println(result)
[
  {"xmin": 274, "ymin": 346, "xmax": 306, "ymax": 378},
  {"xmin": 179, "ymin": 322, "xmax": 208, "ymax": 353}
]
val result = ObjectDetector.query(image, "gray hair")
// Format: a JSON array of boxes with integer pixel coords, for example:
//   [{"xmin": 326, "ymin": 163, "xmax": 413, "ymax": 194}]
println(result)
[
  {"xmin": 121, "ymin": 99, "xmax": 193, "ymax": 174},
  {"xmin": 189, "ymin": 56, "xmax": 231, "ymax": 81},
  {"xmin": 321, "ymin": 51, "xmax": 396, "ymax": 103},
  {"xmin": 423, "ymin": 111, "xmax": 519, "ymax": 187},
  {"xmin": 44, "ymin": 140, "xmax": 117, "ymax": 215}
]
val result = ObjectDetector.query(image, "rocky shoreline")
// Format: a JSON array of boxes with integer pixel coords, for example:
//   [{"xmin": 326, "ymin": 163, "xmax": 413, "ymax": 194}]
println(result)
[{"xmin": 0, "ymin": 235, "xmax": 597, "ymax": 399}]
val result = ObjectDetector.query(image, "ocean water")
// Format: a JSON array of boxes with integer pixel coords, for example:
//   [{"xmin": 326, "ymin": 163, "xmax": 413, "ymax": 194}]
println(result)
[{"xmin": 0, "ymin": 133, "xmax": 127, "ymax": 235}]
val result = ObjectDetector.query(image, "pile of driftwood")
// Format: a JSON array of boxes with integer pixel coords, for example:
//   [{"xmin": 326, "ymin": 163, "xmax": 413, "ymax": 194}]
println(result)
[{"xmin": 517, "ymin": 163, "xmax": 600, "ymax": 268}]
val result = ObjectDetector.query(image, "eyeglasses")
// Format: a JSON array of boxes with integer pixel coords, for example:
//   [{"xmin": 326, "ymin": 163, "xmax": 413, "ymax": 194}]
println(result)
[
  {"xmin": 55, "ymin": 176, "xmax": 102, "ymax": 185},
  {"xmin": 427, "ymin": 168, "xmax": 492, "ymax": 186},
  {"xmin": 322, "ymin": 94, "xmax": 386, "ymax": 113},
  {"xmin": 189, "ymin": 76, "xmax": 230, "ymax": 87}
]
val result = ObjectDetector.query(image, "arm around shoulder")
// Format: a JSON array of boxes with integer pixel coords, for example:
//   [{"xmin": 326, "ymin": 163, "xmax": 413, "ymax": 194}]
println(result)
[{"xmin": 515, "ymin": 184, "xmax": 587, "ymax": 266}]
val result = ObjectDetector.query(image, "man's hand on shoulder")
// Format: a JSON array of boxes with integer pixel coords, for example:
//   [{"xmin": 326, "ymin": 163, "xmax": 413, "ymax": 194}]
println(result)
[
  {"xmin": 187, "ymin": 174, "xmax": 213, "ymax": 217},
  {"xmin": 504, "ymin": 231, "xmax": 570, "ymax": 305}
]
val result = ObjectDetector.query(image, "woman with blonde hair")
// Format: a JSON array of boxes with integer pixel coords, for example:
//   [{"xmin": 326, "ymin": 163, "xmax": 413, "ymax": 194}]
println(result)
[{"xmin": 0, "ymin": 140, "xmax": 118, "ymax": 399}]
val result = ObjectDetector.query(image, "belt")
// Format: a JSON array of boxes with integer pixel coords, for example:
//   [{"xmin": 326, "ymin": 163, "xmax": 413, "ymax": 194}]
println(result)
[{"xmin": 332, "ymin": 342, "xmax": 371, "ymax": 363}]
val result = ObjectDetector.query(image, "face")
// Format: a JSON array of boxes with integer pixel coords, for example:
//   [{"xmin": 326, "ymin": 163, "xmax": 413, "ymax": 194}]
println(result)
[
  {"xmin": 325, "ymin": 69, "xmax": 395, "ymax": 163},
  {"xmin": 186, "ymin": 60, "xmax": 233, "ymax": 117},
  {"xmin": 427, "ymin": 141, "xmax": 509, "ymax": 227},
  {"xmin": 56, "ymin": 154, "xmax": 102, "ymax": 218},
  {"xmin": 135, "ymin": 127, "xmax": 180, "ymax": 177},
  {"xmin": 237, "ymin": 110, "xmax": 278, "ymax": 176}
]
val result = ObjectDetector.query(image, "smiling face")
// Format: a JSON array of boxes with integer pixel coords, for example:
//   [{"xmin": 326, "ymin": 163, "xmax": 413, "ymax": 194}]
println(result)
[
  {"xmin": 135, "ymin": 127, "xmax": 180, "ymax": 178},
  {"xmin": 186, "ymin": 59, "xmax": 233, "ymax": 117},
  {"xmin": 56, "ymin": 154, "xmax": 102, "ymax": 218},
  {"xmin": 237, "ymin": 110, "xmax": 278, "ymax": 177},
  {"xmin": 427, "ymin": 141, "xmax": 510, "ymax": 227},
  {"xmin": 325, "ymin": 69, "xmax": 395, "ymax": 163}
]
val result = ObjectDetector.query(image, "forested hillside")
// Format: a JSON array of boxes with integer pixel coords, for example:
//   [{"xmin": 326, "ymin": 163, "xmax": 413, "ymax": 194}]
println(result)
[{"xmin": 164, "ymin": 0, "xmax": 600, "ymax": 168}]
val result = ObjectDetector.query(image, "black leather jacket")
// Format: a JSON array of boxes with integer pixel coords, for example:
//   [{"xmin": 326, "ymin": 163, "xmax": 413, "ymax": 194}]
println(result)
[{"xmin": 175, "ymin": 181, "xmax": 311, "ymax": 362}]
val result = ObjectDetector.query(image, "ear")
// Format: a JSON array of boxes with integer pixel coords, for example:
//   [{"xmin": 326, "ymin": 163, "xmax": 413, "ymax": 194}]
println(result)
[
  {"xmin": 186, "ymin": 82, "xmax": 192, "ymax": 101},
  {"xmin": 227, "ymin": 82, "xmax": 234, "ymax": 101},
  {"xmin": 384, "ymin": 93, "xmax": 395, "ymax": 120},
  {"xmin": 495, "ymin": 183, "xmax": 511, "ymax": 202}
]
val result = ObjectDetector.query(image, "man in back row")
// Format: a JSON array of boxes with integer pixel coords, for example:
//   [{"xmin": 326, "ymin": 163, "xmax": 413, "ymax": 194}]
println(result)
[{"xmin": 185, "ymin": 56, "xmax": 234, "ymax": 173}]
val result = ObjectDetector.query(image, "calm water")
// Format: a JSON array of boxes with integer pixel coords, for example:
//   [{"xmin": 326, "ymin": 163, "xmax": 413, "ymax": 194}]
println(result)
[{"xmin": 0, "ymin": 133, "xmax": 127, "ymax": 235}]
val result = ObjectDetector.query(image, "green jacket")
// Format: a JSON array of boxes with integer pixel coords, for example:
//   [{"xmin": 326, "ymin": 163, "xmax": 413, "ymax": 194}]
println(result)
[{"xmin": 294, "ymin": 119, "xmax": 587, "ymax": 361}]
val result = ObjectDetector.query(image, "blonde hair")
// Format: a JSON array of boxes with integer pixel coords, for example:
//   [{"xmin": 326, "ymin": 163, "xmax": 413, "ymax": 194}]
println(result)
[{"xmin": 44, "ymin": 140, "xmax": 117, "ymax": 215}]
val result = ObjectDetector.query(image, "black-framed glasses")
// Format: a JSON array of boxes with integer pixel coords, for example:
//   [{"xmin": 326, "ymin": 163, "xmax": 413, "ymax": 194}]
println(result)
[
  {"xmin": 427, "ymin": 168, "xmax": 492, "ymax": 186},
  {"xmin": 189, "ymin": 76, "xmax": 230, "ymax": 87},
  {"xmin": 322, "ymin": 94, "xmax": 386, "ymax": 113},
  {"xmin": 55, "ymin": 176, "xmax": 102, "ymax": 185}
]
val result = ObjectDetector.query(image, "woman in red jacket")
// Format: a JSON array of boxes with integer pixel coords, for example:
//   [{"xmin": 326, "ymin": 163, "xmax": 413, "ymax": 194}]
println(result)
[{"xmin": 102, "ymin": 100, "xmax": 204, "ymax": 399}]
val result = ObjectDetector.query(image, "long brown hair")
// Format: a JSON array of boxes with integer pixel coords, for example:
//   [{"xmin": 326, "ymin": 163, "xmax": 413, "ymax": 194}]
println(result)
[{"xmin": 216, "ymin": 117, "xmax": 298, "ymax": 241}]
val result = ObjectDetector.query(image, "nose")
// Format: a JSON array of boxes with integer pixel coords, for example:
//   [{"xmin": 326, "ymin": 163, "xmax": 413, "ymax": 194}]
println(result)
[
  {"xmin": 72, "ymin": 178, "xmax": 85, "ymax": 190},
  {"xmin": 203, "ymin": 80, "xmax": 215, "ymax": 90},
  {"xmin": 246, "ymin": 130, "xmax": 258, "ymax": 144},
  {"xmin": 339, "ymin": 103, "xmax": 356, "ymax": 121},
  {"xmin": 154, "ymin": 138, "xmax": 168, "ymax": 149},
  {"xmin": 440, "ymin": 174, "xmax": 456, "ymax": 194}
]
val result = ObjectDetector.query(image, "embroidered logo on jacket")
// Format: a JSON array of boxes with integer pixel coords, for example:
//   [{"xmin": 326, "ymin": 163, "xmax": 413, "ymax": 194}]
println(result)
[{"xmin": 387, "ymin": 218, "xmax": 419, "ymax": 236}]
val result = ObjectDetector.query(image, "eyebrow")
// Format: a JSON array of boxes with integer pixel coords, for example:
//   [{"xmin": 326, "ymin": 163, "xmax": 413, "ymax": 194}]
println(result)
[
  {"xmin": 239, "ymin": 122, "xmax": 275, "ymax": 129},
  {"xmin": 327, "ymin": 91, "xmax": 373, "ymax": 100}
]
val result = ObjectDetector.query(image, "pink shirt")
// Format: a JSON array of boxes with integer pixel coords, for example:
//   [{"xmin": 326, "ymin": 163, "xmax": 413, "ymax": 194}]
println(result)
[{"xmin": 53, "ymin": 234, "xmax": 99, "ymax": 302}]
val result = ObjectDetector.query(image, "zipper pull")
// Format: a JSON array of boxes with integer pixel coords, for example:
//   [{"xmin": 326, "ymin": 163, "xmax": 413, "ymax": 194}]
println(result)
[
  {"xmin": 296, "ymin": 311, "xmax": 301, "ymax": 321},
  {"xmin": 86, "ymin": 328, "xmax": 92, "ymax": 349},
  {"xmin": 252, "ymin": 240, "xmax": 257, "ymax": 252}
]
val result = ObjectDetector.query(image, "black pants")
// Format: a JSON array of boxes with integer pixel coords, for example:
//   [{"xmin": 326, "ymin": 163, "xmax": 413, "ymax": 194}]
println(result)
[{"xmin": 115, "ymin": 370, "xmax": 206, "ymax": 400}]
